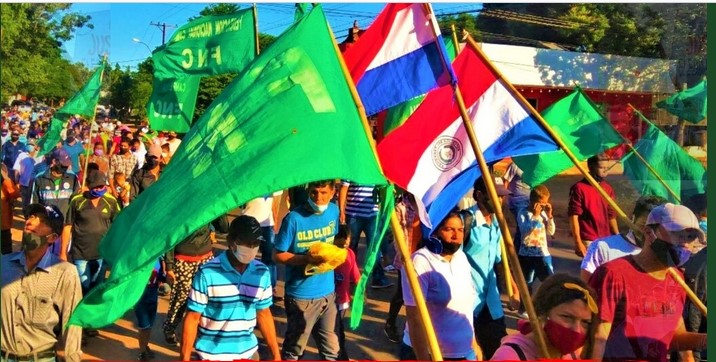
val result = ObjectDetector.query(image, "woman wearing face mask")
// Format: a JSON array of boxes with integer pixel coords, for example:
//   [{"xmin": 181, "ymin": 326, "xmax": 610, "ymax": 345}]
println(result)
[
  {"xmin": 401, "ymin": 211, "xmax": 480, "ymax": 361},
  {"xmin": 492, "ymin": 273, "xmax": 598, "ymax": 360},
  {"xmin": 79, "ymin": 142, "xmax": 110, "ymax": 176},
  {"xmin": 180, "ymin": 215, "xmax": 280, "ymax": 361}
]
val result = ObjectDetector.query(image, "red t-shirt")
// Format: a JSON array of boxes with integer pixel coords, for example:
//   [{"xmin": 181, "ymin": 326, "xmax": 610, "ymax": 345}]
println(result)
[
  {"xmin": 334, "ymin": 248, "xmax": 360, "ymax": 307},
  {"xmin": 568, "ymin": 179, "xmax": 616, "ymax": 241},
  {"xmin": 589, "ymin": 256, "xmax": 686, "ymax": 362}
]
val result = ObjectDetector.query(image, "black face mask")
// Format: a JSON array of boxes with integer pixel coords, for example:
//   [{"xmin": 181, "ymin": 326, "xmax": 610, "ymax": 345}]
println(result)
[
  {"xmin": 650, "ymin": 238, "xmax": 690, "ymax": 267},
  {"xmin": 66, "ymin": 136, "xmax": 75, "ymax": 143},
  {"xmin": 51, "ymin": 164, "xmax": 65, "ymax": 174},
  {"xmin": 441, "ymin": 241, "xmax": 462, "ymax": 255}
]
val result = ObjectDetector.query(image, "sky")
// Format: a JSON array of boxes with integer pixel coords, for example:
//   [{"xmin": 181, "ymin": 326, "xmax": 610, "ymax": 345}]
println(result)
[{"xmin": 63, "ymin": 3, "xmax": 483, "ymax": 70}]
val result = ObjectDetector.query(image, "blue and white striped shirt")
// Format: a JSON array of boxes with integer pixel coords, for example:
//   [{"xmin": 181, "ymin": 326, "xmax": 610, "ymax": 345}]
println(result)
[
  {"xmin": 342, "ymin": 181, "xmax": 379, "ymax": 217},
  {"xmin": 187, "ymin": 252, "xmax": 272, "ymax": 361}
]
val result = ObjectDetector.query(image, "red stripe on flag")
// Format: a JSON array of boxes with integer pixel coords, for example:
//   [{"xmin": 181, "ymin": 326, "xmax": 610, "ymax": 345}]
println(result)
[
  {"xmin": 376, "ymin": 46, "xmax": 499, "ymax": 187},
  {"xmin": 343, "ymin": 3, "xmax": 413, "ymax": 82}
]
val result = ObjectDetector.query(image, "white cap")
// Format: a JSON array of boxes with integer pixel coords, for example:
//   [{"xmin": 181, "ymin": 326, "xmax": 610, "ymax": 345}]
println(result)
[{"xmin": 647, "ymin": 203, "xmax": 705, "ymax": 244}]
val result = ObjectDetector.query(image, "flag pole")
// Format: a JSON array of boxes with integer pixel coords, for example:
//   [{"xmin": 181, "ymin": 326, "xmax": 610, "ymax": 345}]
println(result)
[
  {"xmin": 252, "ymin": 4, "xmax": 260, "ymax": 56},
  {"xmin": 424, "ymin": 14, "xmax": 550, "ymax": 356},
  {"xmin": 465, "ymin": 32, "xmax": 706, "ymax": 320},
  {"xmin": 324, "ymin": 8, "xmax": 444, "ymax": 361},
  {"xmin": 81, "ymin": 55, "xmax": 107, "ymax": 189},
  {"xmin": 625, "ymin": 104, "xmax": 682, "ymax": 203}
]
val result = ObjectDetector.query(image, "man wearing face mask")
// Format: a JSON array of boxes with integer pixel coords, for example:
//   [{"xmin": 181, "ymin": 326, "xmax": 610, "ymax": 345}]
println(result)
[
  {"xmin": 12, "ymin": 142, "xmax": 43, "ymax": 214},
  {"xmin": 569, "ymin": 154, "xmax": 620, "ymax": 258},
  {"xmin": 130, "ymin": 144, "xmax": 162, "ymax": 202},
  {"xmin": 31, "ymin": 148, "xmax": 80, "ymax": 218},
  {"xmin": 462, "ymin": 176, "xmax": 520, "ymax": 360},
  {"xmin": 580, "ymin": 195, "xmax": 667, "ymax": 282},
  {"xmin": 2, "ymin": 129, "xmax": 26, "ymax": 171},
  {"xmin": 1, "ymin": 204, "xmax": 83, "ymax": 362},
  {"xmin": 181, "ymin": 215, "xmax": 279, "ymax": 361},
  {"xmin": 274, "ymin": 179, "xmax": 341, "ymax": 360},
  {"xmin": 60, "ymin": 170, "xmax": 120, "ymax": 343},
  {"xmin": 108, "ymin": 137, "xmax": 137, "ymax": 194},
  {"xmin": 589, "ymin": 203, "xmax": 707, "ymax": 361}
]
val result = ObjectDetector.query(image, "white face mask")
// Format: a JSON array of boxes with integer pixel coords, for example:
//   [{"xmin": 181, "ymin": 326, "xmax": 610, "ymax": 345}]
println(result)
[
  {"xmin": 307, "ymin": 198, "xmax": 329, "ymax": 214},
  {"xmin": 233, "ymin": 245, "xmax": 259, "ymax": 264}
]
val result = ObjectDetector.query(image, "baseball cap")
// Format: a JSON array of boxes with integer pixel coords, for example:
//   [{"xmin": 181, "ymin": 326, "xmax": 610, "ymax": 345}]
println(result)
[
  {"xmin": 647, "ymin": 203, "xmax": 705, "ymax": 245},
  {"xmin": 85, "ymin": 170, "xmax": 107, "ymax": 189},
  {"xmin": 26, "ymin": 204, "xmax": 64, "ymax": 234},
  {"xmin": 50, "ymin": 148, "xmax": 72, "ymax": 167},
  {"xmin": 229, "ymin": 215, "xmax": 265, "ymax": 244}
]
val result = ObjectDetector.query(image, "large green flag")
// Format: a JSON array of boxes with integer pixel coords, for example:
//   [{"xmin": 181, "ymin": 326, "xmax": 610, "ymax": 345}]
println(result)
[
  {"xmin": 294, "ymin": 3, "xmax": 310, "ymax": 22},
  {"xmin": 382, "ymin": 37, "xmax": 459, "ymax": 137},
  {"xmin": 656, "ymin": 79, "xmax": 707, "ymax": 124},
  {"xmin": 69, "ymin": 5, "xmax": 387, "ymax": 328},
  {"xmin": 513, "ymin": 87, "xmax": 624, "ymax": 186},
  {"xmin": 149, "ymin": 9, "xmax": 256, "ymax": 132},
  {"xmin": 146, "ymin": 76, "xmax": 201, "ymax": 133},
  {"xmin": 36, "ymin": 62, "xmax": 105, "ymax": 157},
  {"xmin": 623, "ymin": 120, "xmax": 706, "ymax": 203}
]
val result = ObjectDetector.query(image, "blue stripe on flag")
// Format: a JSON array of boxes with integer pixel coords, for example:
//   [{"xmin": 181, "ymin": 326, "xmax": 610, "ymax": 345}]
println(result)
[{"xmin": 358, "ymin": 39, "xmax": 448, "ymax": 116}]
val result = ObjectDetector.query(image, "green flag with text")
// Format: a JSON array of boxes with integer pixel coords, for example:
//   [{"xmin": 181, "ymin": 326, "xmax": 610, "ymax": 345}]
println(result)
[
  {"xmin": 148, "ymin": 9, "xmax": 256, "ymax": 132},
  {"xmin": 69, "ymin": 5, "xmax": 387, "ymax": 329},
  {"xmin": 513, "ymin": 88, "xmax": 624, "ymax": 186}
]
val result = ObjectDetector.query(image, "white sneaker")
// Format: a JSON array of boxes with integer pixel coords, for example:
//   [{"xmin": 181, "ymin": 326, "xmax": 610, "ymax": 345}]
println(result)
[{"xmin": 383, "ymin": 264, "xmax": 397, "ymax": 273}]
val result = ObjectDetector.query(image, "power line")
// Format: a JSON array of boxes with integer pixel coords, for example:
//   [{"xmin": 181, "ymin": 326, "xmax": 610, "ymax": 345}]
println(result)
[{"xmin": 150, "ymin": 21, "xmax": 177, "ymax": 45}]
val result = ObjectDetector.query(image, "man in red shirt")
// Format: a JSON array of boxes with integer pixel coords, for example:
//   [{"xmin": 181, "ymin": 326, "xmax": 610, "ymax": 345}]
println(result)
[
  {"xmin": 589, "ymin": 203, "xmax": 707, "ymax": 362},
  {"xmin": 568, "ymin": 154, "xmax": 619, "ymax": 257}
]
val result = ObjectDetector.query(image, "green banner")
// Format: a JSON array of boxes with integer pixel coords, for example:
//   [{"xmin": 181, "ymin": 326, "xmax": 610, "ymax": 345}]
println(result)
[
  {"xmin": 152, "ymin": 9, "xmax": 256, "ymax": 78},
  {"xmin": 56, "ymin": 61, "xmax": 105, "ymax": 117},
  {"xmin": 69, "ymin": 5, "xmax": 387, "ymax": 329},
  {"xmin": 656, "ymin": 79, "xmax": 707, "ymax": 124},
  {"xmin": 513, "ymin": 87, "xmax": 624, "ymax": 186},
  {"xmin": 146, "ymin": 76, "xmax": 201, "ymax": 133}
]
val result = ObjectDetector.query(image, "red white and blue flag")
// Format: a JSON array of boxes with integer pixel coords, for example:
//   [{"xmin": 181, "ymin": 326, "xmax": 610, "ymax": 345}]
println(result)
[
  {"xmin": 377, "ymin": 44, "xmax": 559, "ymax": 228},
  {"xmin": 343, "ymin": 3, "xmax": 454, "ymax": 116}
]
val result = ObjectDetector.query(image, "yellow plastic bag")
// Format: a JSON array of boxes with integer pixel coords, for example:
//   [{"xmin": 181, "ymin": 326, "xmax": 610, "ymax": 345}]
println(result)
[{"xmin": 304, "ymin": 242, "xmax": 348, "ymax": 275}]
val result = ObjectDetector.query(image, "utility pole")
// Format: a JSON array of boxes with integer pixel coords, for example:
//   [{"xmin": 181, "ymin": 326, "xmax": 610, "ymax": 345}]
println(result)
[{"xmin": 150, "ymin": 22, "xmax": 177, "ymax": 45}]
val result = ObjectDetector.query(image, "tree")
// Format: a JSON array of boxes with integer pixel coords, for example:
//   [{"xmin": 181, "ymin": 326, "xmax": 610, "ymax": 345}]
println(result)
[
  {"xmin": 0, "ymin": 4, "xmax": 92, "ymax": 102},
  {"xmin": 438, "ymin": 13, "xmax": 480, "ymax": 41}
]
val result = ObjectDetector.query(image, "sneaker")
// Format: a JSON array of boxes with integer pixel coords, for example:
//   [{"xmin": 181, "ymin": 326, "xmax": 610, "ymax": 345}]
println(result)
[
  {"xmin": 164, "ymin": 332, "xmax": 179, "ymax": 346},
  {"xmin": 371, "ymin": 279, "xmax": 394, "ymax": 289},
  {"xmin": 518, "ymin": 311, "xmax": 529, "ymax": 319},
  {"xmin": 383, "ymin": 264, "xmax": 397, "ymax": 273},
  {"xmin": 158, "ymin": 283, "xmax": 171, "ymax": 296},
  {"xmin": 145, "ymin": 347, "xmax": 156, "ymax": 360},
  {"xmin": 384, "ymin": 323, "xmax": 400, "ymax": 344},
  {"xmin": 137, "ymin": 351, "xmax": 150, "ymax": 361},
  {"xmin": 84, "ymin": 328, "xmax": 99, "ymax": 338}
]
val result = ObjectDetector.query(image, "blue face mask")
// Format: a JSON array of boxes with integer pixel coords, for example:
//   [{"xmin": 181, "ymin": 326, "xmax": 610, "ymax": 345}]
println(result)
[
  {"xmin": 307, "ymin": 198, "xmax": 328, "ymax": 214},
  {"xmin": 699, "ymin": 219, "xmax": 707, "ymax": 235},
  {"xmin": 89, "ymin": 187, "xmax": 107, "ymax": 198}
]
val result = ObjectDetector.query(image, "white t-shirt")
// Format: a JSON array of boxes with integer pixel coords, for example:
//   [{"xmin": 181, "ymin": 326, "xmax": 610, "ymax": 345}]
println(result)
[
  {"xmin": 580, "ymin": 232, "xmax": 640, "ymax": 273},
  {"xmin": 241, "ymin": 191, "xmax": 283, "ymax": 227},
  {"xmin": 402, "ymin": 247, "xmax": 476, "ymax": 359}
]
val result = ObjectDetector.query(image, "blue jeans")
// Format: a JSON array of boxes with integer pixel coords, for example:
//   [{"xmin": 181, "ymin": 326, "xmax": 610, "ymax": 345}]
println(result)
[
  {"xmin": 282, "ymin": 293, "xmax": 340, "ymax": 360},
  {"xmin": 73, "ymin": 259, "xmax": 106, "ymax": 296},
  {"xmin": 259, "ymin": 226, "xmax": 277, "ymax": 288},
  {"xmin": 347, "ymin": 215, "xmax": 385, "ymax": 283}
]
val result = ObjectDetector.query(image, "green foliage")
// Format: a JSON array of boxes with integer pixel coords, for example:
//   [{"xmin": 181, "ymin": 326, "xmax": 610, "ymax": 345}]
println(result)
[
  {"xmin": 438, "ymin": 13, "xmax": 480, "ymax": 41},
  {"xmin": 1, "ymin": 3, "xmax": 92, "ymax": 102},
  {"xmin": 558, "ymin": 4, "xmax": 665, "ymax": 57}
]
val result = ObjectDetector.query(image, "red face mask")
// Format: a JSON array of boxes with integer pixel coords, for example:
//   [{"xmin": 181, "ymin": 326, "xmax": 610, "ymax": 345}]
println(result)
[{"xmin": 543, "ymin": 319, "xmax": 587, "ymax": 355}]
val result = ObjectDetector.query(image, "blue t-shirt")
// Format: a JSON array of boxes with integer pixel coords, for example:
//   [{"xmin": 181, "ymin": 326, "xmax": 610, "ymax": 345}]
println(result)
[
  {"xmin": 63, "ymin": 141, "xmax": 85, "ymax": 174},
  {"xmin": 275, "ymin": 202, "xmax": 339, "ymax": 299},
  {"xmin": 186, "ymin": 252, "xmax": 272, "ymax": 360},
  {"xmin": 462, "ymin": 205, "xmax": 504, "ymax": 319}
]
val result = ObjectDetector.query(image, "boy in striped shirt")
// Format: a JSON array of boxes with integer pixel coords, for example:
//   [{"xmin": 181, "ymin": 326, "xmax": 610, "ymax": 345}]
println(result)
[{"xmin": 180, "ymin": 216, "xmax": 280, "ymax": 361}]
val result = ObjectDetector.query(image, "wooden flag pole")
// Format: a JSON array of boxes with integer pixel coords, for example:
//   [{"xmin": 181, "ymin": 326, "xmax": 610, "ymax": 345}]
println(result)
[
  {"xmin": 466, "ymin": 33, "xmax": 707, "ymax": 320},
  {"xmin": 324, "ymin": 8, "xmax": 444, "ymax": 361},
  {"xmin": 670, "ymin": 267, "xmax": 707, "ymax": 317},
  {"xmin": 81, "ymin": 55, "xmax": 107, "ymax": 189},
  {"xmin": 252, "ymin": 4, "xmax": 260, "ymax": 56},
  {"xmin": 437, "ymin": 19, "xmax": 551, "ymax": 358},
  {"xmin": 464, "ymin": 33, "xmax": 638, "ymax": 232}
]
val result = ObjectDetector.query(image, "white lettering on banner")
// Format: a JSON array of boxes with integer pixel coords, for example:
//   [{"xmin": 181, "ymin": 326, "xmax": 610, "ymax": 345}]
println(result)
[
  {"xmin": 214, "ymin": 17, "xmax": 243, "ymax": 35},
  {"xmin": 181, "ymin": 46, "xmax": 222, "ymax": 69},
  {"xmin": 152, "ymin": 101, "xmax": 184, "ymax": 117}
]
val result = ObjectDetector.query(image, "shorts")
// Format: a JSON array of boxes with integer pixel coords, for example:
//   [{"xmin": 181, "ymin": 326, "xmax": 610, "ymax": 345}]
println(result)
[{"xmin": 134, "ymin": 286, "xmax": 159, "ymax": 330}]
